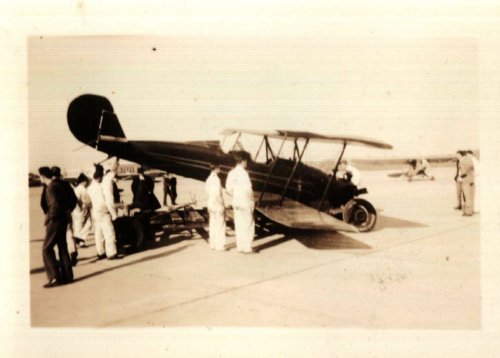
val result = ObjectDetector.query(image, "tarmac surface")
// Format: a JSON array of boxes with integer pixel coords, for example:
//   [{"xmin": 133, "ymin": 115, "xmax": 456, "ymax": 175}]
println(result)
[{"xmin": 29, "ymin": 167, "xmax": 480, "ymax": 328}]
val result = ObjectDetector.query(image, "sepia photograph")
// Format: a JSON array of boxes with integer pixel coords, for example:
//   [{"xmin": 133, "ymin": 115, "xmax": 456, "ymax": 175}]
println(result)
[
  {"xmin": 28, "ymin": 35, "xmax": 481, "ymax": 328},
  {"xmin": 3, "ymin": 1, "xmax": 500, "ymax": 357}
]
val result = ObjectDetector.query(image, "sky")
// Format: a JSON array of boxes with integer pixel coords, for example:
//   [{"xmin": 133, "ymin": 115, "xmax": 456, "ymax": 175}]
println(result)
[{"xmin": 28, "ymin": 35, "xmax": 479, "ymax": 172}]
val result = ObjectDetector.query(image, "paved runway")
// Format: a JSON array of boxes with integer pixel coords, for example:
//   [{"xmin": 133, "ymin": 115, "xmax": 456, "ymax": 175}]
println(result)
[{"xmin": 29, "ymin": 166, "xmax": 480, "ymax": 328}]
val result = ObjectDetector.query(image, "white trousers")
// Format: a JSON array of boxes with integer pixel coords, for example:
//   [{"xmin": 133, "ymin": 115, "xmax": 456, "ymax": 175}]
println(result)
[
  {"xmin": 72, "ymin": 211, "xmax": 92, "ymax": 242},
  {"xmin": 462, "ymin": 181, "xmax": 475, "ymax": 215},
  {"xmin": 455, "ymin": 181, "xmax": 463, "ymax": 207},
  {"xmin": 233, "ymin": 207, "xmax": 255, "ymax": 253},
  {"xmin": 66, "ymin": 222, "xmax": 76, "ymax": 255},
  {"xmin": 93, "ymin": 213, "xmax": 117, "ymax": 257},
  {"xmin": 208, "ymin": 209, "xmax": 226, "ymax": 251}
]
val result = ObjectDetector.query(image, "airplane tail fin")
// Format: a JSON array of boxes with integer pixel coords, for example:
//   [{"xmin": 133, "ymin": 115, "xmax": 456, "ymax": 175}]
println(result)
[{"xmin": 67, "ymin": 94, "xmax": 127, "ymax": 148}]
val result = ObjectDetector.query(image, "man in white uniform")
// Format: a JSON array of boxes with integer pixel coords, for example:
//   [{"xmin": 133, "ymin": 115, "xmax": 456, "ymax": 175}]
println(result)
[
  {"xmin": 87, "ymin": 165, "xmax": 120, "ymax": 260},
  {"xmin": 205, "ymin": 164, "xmax": 227, "ymax": 251},
  {"xmin": 72, "ymin": 173, "xmax": 92, "ymax": 248},
  {"xmin": 225, "ymin": 152, "xmax": 256, "ymax": 254},
  {"xmin": 465, "ymin": 150, "xmax": 479, "ymax": 213},
  {"xmin": 459, "ymin": 151, "xmax": 475, "ymax": 216},
  {"xmin": 337, "ymin": 159, "xmax": 361, "ymax": 187}
]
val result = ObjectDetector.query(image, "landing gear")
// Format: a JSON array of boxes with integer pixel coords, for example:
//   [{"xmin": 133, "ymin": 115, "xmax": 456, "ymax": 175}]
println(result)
[{"xmin": 342, "ymin": 198, "xmax": 377, "ymax": 232}]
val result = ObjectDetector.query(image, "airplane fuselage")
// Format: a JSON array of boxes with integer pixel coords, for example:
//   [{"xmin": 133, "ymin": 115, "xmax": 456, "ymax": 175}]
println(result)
[{"xmin": 97, "ymin": 139, "xmax": 331, "ymax": 208}]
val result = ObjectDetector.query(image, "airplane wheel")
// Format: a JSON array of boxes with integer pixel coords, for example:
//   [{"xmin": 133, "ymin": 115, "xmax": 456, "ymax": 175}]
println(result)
[{"xmin": 343, "ymin": 198, "xmax": 377, "ymax": 232}]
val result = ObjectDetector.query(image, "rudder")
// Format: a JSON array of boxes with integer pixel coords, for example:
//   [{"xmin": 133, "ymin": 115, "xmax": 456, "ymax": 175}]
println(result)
[{"xmin": 67, "ymin": 94, "xmax": 126, "ymax": 147}]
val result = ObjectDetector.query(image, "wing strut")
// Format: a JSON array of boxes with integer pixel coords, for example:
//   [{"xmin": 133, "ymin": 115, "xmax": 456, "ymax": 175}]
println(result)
[
  {"xmin": 257, "ymin": 134, "xmax": 288, "ymax": 206},
  {"xmin": 278, "ymin": 138, "xmax": 309, "ymax": 206},
  {"xmin": 253, "ymin": 136, "xmax": 265, "ymax": 161},
  {"xmin": 317, "ymin": 140, "xmax": 347, "ymax": 210},
  {"xmin": 265, "ymin": 136, "xmax": 275, "ymax": 162},
  {"xmin": 231, "ymin": 132, "xmax": 242, "ymax": 151}
]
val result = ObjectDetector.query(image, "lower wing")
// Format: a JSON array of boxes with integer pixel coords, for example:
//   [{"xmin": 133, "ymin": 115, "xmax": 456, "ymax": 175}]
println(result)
[{"xmin": 256, "ymin": 198, "xmax": 359, "ymax": 233}]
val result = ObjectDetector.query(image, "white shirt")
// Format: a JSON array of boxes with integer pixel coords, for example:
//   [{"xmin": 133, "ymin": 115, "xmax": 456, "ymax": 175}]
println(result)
[
  {"xmin": 73, "ymin": 183, "xmax": 91, "ymax": 216},
  {"xmin": 226, "ymin": 164, "xmax": 254, "ymax": 209},
  {"xmin": 337, "ymin": 165, "xmax": 361, "ymax": 186},
  {"xmin": 87, "ymin": 179, "xmax": 117, "ymax": 220},
  {"xmin": 205, "ymin": 171, "xmax": 225, "ymax": 211},
  {"xmin": 102, "ymin": 171, "xmax": 116, "ymax": 199},
  {"xmin": 471, "ymin": 155, "xmax": 480, "ymax": 177}
]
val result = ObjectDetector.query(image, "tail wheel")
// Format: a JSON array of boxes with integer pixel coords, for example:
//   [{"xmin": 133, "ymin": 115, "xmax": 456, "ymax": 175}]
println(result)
[{"xmin": 343, "ymin": 198, "xmax": 377, "ymax": 232}]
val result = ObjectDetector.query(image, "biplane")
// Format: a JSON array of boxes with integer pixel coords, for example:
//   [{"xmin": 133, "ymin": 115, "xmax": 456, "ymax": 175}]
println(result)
[{"xmin": 67, "ymin": 94, "xmax": 393, "ymax": 238}]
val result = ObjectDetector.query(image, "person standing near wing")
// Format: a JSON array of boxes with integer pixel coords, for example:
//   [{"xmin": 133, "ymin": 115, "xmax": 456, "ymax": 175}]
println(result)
[
  {"xmin": 162, "ymin": 173, "xmax": 171, "ymax": 206},
  {"xmin": 169, "ymin": 174, "xmax": 177, "ymax": 205},
  {"xmin": 468, "ymin": 150, "xmax": 480, "ymax": 213},
  {"xmin": 130, "ymin": 166, "xmax": 161, "ymax": 213},
  {"xmin": 205, "ymin": 163, "xmax": 227, "ymax": 251},
  {"xmin": 454, "ymin": 150, "xmax": 465, "ymax": 210},
  {"xmin": 162, "ymin": 172, "xmax": 177, "ymax": 206},
  {"xmin": 459, "ymin": 150, "xmax": 475, "ymax": 216},
  {"xmin": 225, "ymin": 152, "xmax": 257, "ymax": 254}
]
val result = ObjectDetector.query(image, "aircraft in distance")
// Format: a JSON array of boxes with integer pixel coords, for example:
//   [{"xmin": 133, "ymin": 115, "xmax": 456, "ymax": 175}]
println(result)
[
  {"xmin": 68, "ymin": 94, "xmax": 393, "ymax": 233},
  {"xmin": 388, "ymin": 158, "xmax": 435, "ymax": 182}
]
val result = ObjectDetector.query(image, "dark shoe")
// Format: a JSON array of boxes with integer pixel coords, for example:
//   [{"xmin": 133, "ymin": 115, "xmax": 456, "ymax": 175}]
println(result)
[
  {"xmin": 70, "ymin": 252, "xmax": 78, "ymax": 266},
  {"xmin": 107, "ymin": 254, "xmax": 123, "ymax": 260},
  {"xmin": 454, "ymin": 206, "xmax": 462, "ymax": 210},
  {"xmin": 43, "ymin": 278, "xmax": 60, "ymax": 288},
  {"xmin": 215, "ymin": 248, "xmax": 229, "ymax": 252},
  {"xmin": 58, "ymin": 277, "xmax": 73, "ymax": 285},
  {"xmin": 96, "ymin": 254, "xmax": 107, "ymax": 260}
]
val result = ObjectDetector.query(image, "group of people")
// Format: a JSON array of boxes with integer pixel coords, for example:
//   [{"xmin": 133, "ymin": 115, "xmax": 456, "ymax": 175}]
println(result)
[
  {"xmin": 38, "ymin": 160, "xmax": 183, "ymax": 288},
  {"xmin": 38, "ymin": 160, "xmax": 126, "ymax": 288},
  {"xmin": 454, "ymin": 150, "xmax": 479, "ymax": 217},
  {"xmin": 205, "ymin": 152, "xmax": 257, "ymax": 254}
]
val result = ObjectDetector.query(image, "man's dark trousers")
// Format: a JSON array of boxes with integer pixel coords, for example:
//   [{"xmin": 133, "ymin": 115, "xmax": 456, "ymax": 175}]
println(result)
[{"xmin": 43, "ymin": 218, "xmax": 73, "ymax": 283}]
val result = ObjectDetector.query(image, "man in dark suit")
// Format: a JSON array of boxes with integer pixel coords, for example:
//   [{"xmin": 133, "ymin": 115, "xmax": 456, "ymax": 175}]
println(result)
[
  {"xmin": 129, "ymin": 166, "xmax": 161, "ymax": 212},
  {"xmin": 168, "ymin": 174, "xmax": 177, "ymax": 205},
  {"xmin": 162, "ymin": 172, "xmax": 178, "ymax": 206},
  {"xmin": 38, "ymin": 166, "xmax": 74, "ymax": 288},
  {"xmin": 51, "ymin": 166, "xmax": 78, "ymax": 265}
]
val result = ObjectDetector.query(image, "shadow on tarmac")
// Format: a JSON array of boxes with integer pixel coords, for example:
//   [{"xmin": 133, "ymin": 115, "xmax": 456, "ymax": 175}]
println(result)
[
  {"xmin": 30, "ymin": 236, "xmax": 194, "ymax": 276},
  {"xmin": 253, "ymin": 223, "xmax": 372, "ymax": 251},
  {"xmin": 376, "ymin": 215, "xmax": 427, "ymax": 230},
  {"xmin": 72, "ymin": 244, "xmax": 193, "ymax": 283},
  {"xmin": 293, "ymin": 231, "xmax": 372, "ymax": 250}
]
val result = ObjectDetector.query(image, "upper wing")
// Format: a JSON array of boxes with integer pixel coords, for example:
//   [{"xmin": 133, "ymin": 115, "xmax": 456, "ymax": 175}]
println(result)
[
  {"xmin": 255, "ymin": 198, "xmax": 359, "ymax": 233},
  {"xmin": 221, "ymin": 128, "xmax": 392, "ymax": 150}
]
